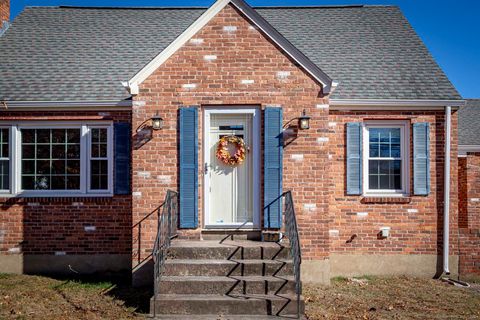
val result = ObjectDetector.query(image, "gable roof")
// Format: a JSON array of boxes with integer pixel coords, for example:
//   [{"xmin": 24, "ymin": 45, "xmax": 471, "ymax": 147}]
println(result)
[
  {"xmin": 459, "ymin": 99, "xmax": 480, "ymax": 146},
  {"xmin": 126, "ymin": 0, "xmax": 333, "ymax": 95},
  {"xmin": 0, "ymin": 3, "xmax": 462, "ymax": 103}
]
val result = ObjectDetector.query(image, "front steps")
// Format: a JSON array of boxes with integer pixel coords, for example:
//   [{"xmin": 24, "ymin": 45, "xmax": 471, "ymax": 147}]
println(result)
[{"xmin": 151, "ymin": 240, "xmax": 304, "ymax": 318}]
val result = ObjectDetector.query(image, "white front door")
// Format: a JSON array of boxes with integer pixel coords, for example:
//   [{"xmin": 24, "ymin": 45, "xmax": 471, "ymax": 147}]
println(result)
[{"xmin": 204, "ymin": 108, "xmax": 260, "ymax": 228}]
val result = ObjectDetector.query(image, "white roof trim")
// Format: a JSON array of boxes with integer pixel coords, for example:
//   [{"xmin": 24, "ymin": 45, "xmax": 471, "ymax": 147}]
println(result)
[
  {"xmin": 330, "ymin": 99, "xmax": 466, "ymax": 107},
  {"xmin": 459, "ymin": 145, "xmax": 480, "ymax": 156},
  {"xmin": 126, "ymin": 0, "xmax": 332, "ymax": 95},
  {"xmin": 1, "ymin": 100, "xmax": 132, "ymax": 109}
]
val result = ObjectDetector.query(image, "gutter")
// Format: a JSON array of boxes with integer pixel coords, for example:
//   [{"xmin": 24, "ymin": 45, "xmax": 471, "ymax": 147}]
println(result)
[
  {"xmin": 0, "ymin": 100, "xmax": 132, "ymax": 109},
  {"xmin": 329, "ymin": 99, "xmax": 465, "ymax": 107},
  {"xmin": 444, "ymin": 106, "xmax": 452, "ymax": 275}
]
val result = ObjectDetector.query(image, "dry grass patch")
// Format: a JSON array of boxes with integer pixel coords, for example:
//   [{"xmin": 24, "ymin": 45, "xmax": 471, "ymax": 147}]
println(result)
[
  {"xmin": 305, "ymin": 276, "xmax": 480, "ymax": 320},
  {"xmin": 0, "ymin": 273, "xmax": 147, "ymax": 320}
]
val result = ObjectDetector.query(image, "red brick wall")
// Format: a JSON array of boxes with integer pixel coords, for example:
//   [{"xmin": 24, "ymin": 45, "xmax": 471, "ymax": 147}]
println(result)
[
  {"xmin": 0, "ymin": 111, "xmax": 132, "ymax": 257},
  {"xmin": 0, "ymin": 0, "xmax": 8, "ymax": 24},
  {"xmin": 132, "ymin": 4, "xmax": 330, "ymax": 261},
  {"xmin": 328, "ymin": 111, "xmax": 459, "ymax": 256},
  {"xmin": 458, "ymin": 157, "xmax": 468, "ymax": 228},
  {"xmin": 459, "ymin": 152, "xmax": 480, "ymax": 275}
]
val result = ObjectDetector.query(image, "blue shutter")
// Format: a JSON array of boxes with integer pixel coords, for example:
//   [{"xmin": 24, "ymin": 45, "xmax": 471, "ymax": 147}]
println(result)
[
  {"xmin": 346, "ymin": 122, "xmax": 362, "ymax": 195},
  {"xmin": 179, "ymin": 107, "xmax": 198, "ymax": 228},
  {"xmin": 413, "ymin": 123, "xmax": 430, "ymax": 195},
  {"xmin": 264, "ymin": 107, "xmax": 283, "ymax": 229},
  {"xmin": 114, "ymin": 122, "xmax": 131, "ymax": 195}
]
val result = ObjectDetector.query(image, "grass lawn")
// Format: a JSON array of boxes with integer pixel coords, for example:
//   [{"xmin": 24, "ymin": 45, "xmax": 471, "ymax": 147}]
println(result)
[
  {"xmin": 0, "ymin": 273, "xmax": 479, "ymax": 319},
  {"xmin": 0, "ymin": 273, "xmax": 148, "ymax": 319},
  {"xmin": 305, "ymin": 276, "xmax": 480, "ymax": 319}
]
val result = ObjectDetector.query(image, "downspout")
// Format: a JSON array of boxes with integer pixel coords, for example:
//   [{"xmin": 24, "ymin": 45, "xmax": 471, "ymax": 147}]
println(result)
[{"xmin": 443, "ymin": 105, "xmax": 452, "ymax": 274}]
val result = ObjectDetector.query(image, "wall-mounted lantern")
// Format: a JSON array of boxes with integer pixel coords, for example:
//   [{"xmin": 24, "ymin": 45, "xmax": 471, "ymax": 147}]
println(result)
[
  {"xmin": 298, "ymin": 109, "xmax": 310, "ymax": 130},
  {"xmin": 151, "ymin": 113, "xmax": 163, "ymax": 130}
]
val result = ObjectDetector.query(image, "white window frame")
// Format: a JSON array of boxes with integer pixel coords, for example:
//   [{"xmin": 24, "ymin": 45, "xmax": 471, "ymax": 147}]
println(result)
[
  {"xmin": 362, "ymin": 120, "xmax": 410, "ymax": 196},
  {"xmin": 0, "ymin": 126, "xmax": 12, "ymax": 195},
  {"xmin": 87, "ymin": 125, "xmax": 113, "ymax": 194},
  {"xmin": 0, "ymin": 121, "xmax": 113, "ymax": 197}
]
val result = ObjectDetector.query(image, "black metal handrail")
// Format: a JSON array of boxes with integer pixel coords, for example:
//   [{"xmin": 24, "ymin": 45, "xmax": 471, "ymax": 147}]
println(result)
[
  {"xmin": 283, "ymin": 191, "xmax": 302, "ymax": 319},
  {"xmin": 152, "ymin": 190, "xmax": 179, "ymax": 317}
]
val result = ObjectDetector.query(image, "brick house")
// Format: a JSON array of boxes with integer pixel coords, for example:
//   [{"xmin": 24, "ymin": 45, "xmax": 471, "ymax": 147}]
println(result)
[
  {"xmin": 458, "ymin": 99, "xmax": 480, "ymax": 276},
  {"xmin": 0, "ymin": 0, "xmax": 471, "ymax": 316}
]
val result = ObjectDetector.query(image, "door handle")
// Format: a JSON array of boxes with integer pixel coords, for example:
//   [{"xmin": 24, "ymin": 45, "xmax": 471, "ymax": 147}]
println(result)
[{"xmin": 204, "ymin": 163, "xmax": 208, "ymax": 174}]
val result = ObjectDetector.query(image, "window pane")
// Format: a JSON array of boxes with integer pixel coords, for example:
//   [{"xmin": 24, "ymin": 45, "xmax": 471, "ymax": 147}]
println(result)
[
  {"xmin": 90, "ymin": 128, "xmax": 109, "ymax": 191},
  {"xmin": 369, "ymin": 127, "xmax": 401, "ymax": 158},
  {"xmin": 67, "ymin": 129, "xmax": 80, "ymax": 143},
  {"xmin": 52, "ymin": 145, "xmax": 65, "ymax": 159},
  {"xmin": 22, "ymin": 129, "xmax": 35, "ymax": 143},
  {"xmin": 36, "ymin": 129, "xmax": 50, "ymax": 143},
  {"xmin": 67, "ymin": 145, "xmax": 80, "ymax": 159},
  {"xmin": 22, "ymin": 145, "xmax": 35, "ymax": 159},
  {"xmin": 0, "ymin": 160, "xmax": 9, "ymax": 190},
  {"xmin": 51, "ymin": 129, "xmax": 65, "ymax": 143},
  {"xmin": 369, "ymin": 175, "xmax": 378, "ymax": 189},
  {"xmin": 90, "ymin": 159, "xmax": 108, "ymax": 190},
  {"xmin": 380, "ymin": 143, "xmax": 390, "ymax": 157},
  {"xmin": 0, "ymin": 129, "xmax": 9, "ymax": 190},
  {"xmin": 35, "ymin": 176, "xmax": 50, "ymax": 190},
  {"xmin": 368, "ymin": 159, "xmax": 402, "ymax": 190},
  {"xmin": 21, "ymin": 128, "xmax": 81, "ymax": 190}
]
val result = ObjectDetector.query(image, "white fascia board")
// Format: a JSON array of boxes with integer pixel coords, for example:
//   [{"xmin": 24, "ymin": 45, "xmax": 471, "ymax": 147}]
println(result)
[
  {"xmin": 126, "ymin": 0, "xmax": 231, "ymax": 92},
  {"xmin": 2, "ymin": 100, "xmax": 132, "ymax": 110},
  {"xmin": 459, "ymin": 145, "xmax": 480, "ymax": 156},
  {"xmin": 125, "ymin": 0, "xmax": 333, "ymax": 95},
  {"xmin": 330, "ymin": 99, "xmax": 466, "ymax": 108}
]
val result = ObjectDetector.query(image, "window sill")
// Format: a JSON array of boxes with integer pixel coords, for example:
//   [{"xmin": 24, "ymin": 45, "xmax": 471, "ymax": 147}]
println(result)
[
  {"xmin": 361, "ymin": 196, "xmax": 411, "ymax": 204},
  {"xmin": 0, "ymin": 194, "xmax": 116, "ymax": 204}
]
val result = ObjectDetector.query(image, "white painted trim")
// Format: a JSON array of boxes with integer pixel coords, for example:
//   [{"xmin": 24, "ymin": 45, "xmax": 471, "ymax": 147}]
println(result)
[
  {"xmin": 3, "ymin": 121, "xmax": 113, "ymax": 197},
  {"xmin": 203, "ymin": 106, "xmax": 261, "ymax": 229},
  {"xmin": 1, "ymin": 100, "xmax": 132, "ymax": 109},
  {"xmin": 362, "ymin": 120, "xmax": 410, "ymax": 196},
  {"xmin": 126, "ymin": 0, "xmax": 331, "ymax": 94},
  {"xmin": 330, "ymin": 99, "xmax": 465, "ymax": 108},
  {"xmin": 459, "ymin": 145, "xmax": 480, "ymax": 156},
  {"xmin": 86, "ymin": 125, "xmax": 114, "ymax": 194},
  {"xmin": 443, "ymin": 106, "xmax": 452, "ymax": 274}
]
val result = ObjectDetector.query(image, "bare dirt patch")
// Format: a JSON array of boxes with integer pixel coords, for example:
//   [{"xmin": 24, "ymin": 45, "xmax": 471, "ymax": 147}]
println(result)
[
  {"xmin": 305, "ymin": 276, "xmax": 480, "ymax": 320},
  {"xmin": 0, "ymin": 273, "xmax": 147, "ymax": 320}
]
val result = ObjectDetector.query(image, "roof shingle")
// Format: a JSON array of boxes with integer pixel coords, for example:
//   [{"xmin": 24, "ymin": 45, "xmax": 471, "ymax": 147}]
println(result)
[
  {"xmin": 0, "ymin": 5, "xmax": 461, "ymax": 102},
  {"xmin": 459, "ymin": 99, "xmax": 480, "ymax": 146}
]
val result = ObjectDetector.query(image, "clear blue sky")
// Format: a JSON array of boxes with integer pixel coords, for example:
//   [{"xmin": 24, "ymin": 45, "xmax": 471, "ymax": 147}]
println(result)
[{"xmin": 10, "ymin": 0, "xmax": 480, "ymax": 98}]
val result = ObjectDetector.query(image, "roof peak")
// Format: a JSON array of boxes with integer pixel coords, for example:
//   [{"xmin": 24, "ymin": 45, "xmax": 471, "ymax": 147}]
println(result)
[{"xmin": 25, "ymin": 4, "xmax": 396, "ymax": 11}]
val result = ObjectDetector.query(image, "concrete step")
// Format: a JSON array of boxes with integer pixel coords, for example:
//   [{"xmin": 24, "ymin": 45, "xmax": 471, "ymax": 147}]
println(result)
[
  {"xmin": 151, "ymin": 294, "xmax": 304, "ymax": 316},
  {"xmin": 201, "ymin": 230, "xmax": 262, "ymax": 241},
  {"xmin": 168, "ymin": 240, "xmax": 291, "ymax": 260},
  {"xmin": 153, "ymin": 316, "xmax": 306, "ymax": 320},
  {"xmin": 158, "ymin": 276, "xmax": 296, "ymax": 295},
  {"xmin": 164, "ymin": 259, "xmax": 294, "ymax": 277}
]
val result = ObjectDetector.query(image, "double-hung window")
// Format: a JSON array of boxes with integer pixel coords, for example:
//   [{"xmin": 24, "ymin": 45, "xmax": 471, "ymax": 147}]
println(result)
[
  {"xmin": 363, "ymin": 121, "xmax": 409, "ymax": 196},
  {"xmin": 0, "ymin": 128, "xmax": 10, "ymax": 192},
  {"xmin": 0, "ymin": 122, "xmax": 113, "ymax": 196}
]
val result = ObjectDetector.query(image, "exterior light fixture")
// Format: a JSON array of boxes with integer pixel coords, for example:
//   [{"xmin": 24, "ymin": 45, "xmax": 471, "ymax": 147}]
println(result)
[
  {"xmin": 298, "ymin": 109, "xmax": 310, "ymax": 130},
  {"xmin": 151, "ymin": 113, "xmax": 163, "ymax": 130}
]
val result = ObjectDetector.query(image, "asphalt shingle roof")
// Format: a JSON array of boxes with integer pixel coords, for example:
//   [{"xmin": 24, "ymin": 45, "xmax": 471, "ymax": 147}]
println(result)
[
  {"xmin": 459, "ymin": 99, "xmax": 480, "ymax": 146},
  {"xmin": 0, "ymin": 5, "xmax": 462, "ymax": 102}
]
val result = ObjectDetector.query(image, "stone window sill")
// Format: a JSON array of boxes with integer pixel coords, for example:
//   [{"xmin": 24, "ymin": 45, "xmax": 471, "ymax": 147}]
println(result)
[{"xmin": 361, "ymin": 196, "xmax": 411, "ymax": 204}]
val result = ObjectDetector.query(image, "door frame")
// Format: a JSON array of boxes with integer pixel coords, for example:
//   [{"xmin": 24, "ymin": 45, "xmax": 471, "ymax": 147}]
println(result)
[{"xmin": 203, "ymin": 106, "xmax": 261, "ymax": 229}]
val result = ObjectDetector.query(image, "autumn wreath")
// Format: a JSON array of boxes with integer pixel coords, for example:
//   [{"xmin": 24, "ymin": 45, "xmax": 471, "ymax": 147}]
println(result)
[{"xmin": 216, "ymin": 135, "xmax": 247, "ymax": 166}]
